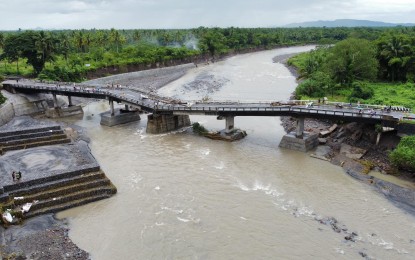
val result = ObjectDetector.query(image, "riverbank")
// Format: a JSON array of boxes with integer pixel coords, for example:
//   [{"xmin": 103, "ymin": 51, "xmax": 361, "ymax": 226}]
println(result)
[
  {"xmin": 279, "ymin": 59, "xmax": 415, "ymax": 212},
  {"xmin": 1, "ymin": 214, "xmax": 89, "ymax": 259}
]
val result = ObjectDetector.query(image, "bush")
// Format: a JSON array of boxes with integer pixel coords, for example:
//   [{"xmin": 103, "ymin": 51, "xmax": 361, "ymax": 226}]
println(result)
[
  {"xmin": 389, "ymin": 136, "xmax": 415, "ymax": 172},
  {"xmin": 348, "ymin": 83, "xmax": 374, "ymax": 101},
  {"xmin": 0, "ymin": 93, "xmax": 6, "ymax": 105},
  {"xmin": 38, "ymin": 65, "xmax": 85, "ymax": 82},
  {"xmin": 295, "ymin": 79, "xmax": 327, "ymax": 98},
  {"xmin": 192, "ymin": 122, "xmax": 208, "ymax": 135}
]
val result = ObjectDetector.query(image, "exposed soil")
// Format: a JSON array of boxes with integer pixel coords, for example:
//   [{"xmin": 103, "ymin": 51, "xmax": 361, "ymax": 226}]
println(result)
[{"xmin": 0, "ymin": 215, "xmax": 89, "ymax": 260}]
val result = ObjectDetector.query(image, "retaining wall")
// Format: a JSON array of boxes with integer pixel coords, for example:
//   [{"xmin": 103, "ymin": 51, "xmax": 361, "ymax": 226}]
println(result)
[
  {"xmin": 84, "ymin": 63, "xmax": 195, "ymax": 87},
  {"xmin": 0, "ymin": 103, "xmax": 15, "ymax": 127}
]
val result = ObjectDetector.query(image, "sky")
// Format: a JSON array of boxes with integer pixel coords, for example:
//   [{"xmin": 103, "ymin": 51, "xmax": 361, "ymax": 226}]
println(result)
[{"xmin": 0, "ymin": 0, "xmax": 414, "ymax": 30}]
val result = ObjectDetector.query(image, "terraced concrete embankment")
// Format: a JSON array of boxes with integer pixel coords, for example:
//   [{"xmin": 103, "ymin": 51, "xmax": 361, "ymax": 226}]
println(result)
[
  {"xmin": 0, "ymin": 123, "xmax": 117, "ymax": 221},
  {"xmin": 0, "ymin": 164, "xmax": 116, "ymax": 219},
  {"xmin": 0, "ymin": 125, "xmax": 70, "ymax": 153}
]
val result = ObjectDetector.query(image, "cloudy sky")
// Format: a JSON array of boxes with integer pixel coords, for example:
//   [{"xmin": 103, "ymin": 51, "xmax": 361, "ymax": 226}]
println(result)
[{"xmin": 0, "ymin": 0, "xmax": 414, "ymax": 30}]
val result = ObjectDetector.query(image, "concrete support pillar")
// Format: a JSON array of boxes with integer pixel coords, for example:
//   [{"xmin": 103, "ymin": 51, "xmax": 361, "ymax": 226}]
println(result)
[
  {"xmin": 110, "ymin": 99, "xmax": 115, "ymax": 116},
  {"xmin": 376, "ymin": 132, "xmax": 381, "ymax": 146},
  {"xmin": 225, "ymin": 116, "xmax": 235, "ymax": 134},
  {"xmin": 68, "ymin": 96, "xmax": 73, "ymax": 107},
  {"xmin": 296, "ymin": 118, "xmax": 305, "ymax": 138},
  {"xmin": 53, "ymin": 94, "xmax": 58, "ymax": 108},
  {"xmin": 146, "ymin": 114, "xmax": 191, "ymax": 134}
]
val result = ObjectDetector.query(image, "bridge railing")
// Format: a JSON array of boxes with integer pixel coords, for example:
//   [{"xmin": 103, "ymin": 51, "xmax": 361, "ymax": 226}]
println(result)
[
  {"xmin": 157, "ymin": 104, "xmax": 394, "ymax": 120},
  {"xmin": 5, "ymin": 81, "xmax": 412, "ymax": 120},
  {"xmin": 10, "ymin": 83, "xmax": 111, "ymax": 95}
]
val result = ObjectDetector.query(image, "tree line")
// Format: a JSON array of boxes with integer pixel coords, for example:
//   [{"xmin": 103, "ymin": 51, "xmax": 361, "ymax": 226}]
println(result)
[{"xmin": 1, "ymin": 26, "xmax": 414, "ymax": 82}]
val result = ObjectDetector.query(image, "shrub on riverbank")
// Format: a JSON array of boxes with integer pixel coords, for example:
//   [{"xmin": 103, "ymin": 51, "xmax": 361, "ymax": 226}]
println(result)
[
  {"xmin": 0, "ymin": 92, "xmax": 6, "ymax": 105},
  {"xmin": 192, "ymin": 122, "xmax": 208, "ymax": 135},
  {"xmin": 389, "ymin": 136, "xmax": 415, "ymax": 172}
]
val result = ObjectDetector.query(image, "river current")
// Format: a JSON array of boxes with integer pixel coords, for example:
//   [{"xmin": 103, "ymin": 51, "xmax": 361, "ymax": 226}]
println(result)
[{"xmin": 57, "ymin": 46, "xmax": 415, "ymax": 259}]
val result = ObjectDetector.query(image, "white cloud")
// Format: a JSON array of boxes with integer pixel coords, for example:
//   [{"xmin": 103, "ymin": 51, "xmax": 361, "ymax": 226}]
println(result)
[{"xmin": 0, "ymin": 0, "xmax": 414, "ymax": 30}]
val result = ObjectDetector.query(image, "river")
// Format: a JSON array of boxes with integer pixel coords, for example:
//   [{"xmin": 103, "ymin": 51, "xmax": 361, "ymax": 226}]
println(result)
[{"xmin": 57, "ymin": 46, "xmax": 415, "ymax": 259}]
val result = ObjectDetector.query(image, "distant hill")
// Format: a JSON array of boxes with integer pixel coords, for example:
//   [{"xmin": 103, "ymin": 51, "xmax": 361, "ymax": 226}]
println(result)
[{"xmin": 285, "ymin": 19, "xmax": 415, "ymax": 28}]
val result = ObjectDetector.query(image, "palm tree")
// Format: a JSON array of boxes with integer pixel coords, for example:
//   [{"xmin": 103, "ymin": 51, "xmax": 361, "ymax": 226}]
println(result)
[
  {"xmin": 109, "ymin": 29, "xmax": 126, "ymax": 53},
  {"xmin": 35, "ymin": 31, "xmax": 54, "ymax": 64},
  {"xmin": 380, "ymin": 35, "xmax": 411, "ymax": 81},
  {"xmin": 56, "ymin": 33, "xmax": 71, "ymax": 65}
]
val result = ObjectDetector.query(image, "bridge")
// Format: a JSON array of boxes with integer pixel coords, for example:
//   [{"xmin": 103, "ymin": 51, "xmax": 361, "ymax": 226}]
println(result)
[{"xmin": 2, "ymin": 79, "xmax": 414, "ymax": 151}]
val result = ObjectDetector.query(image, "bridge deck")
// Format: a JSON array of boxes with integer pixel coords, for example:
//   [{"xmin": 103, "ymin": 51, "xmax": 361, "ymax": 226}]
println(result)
[{"xmin": 2, "ymin": 80, "xmax": 414, "ymax": 126}]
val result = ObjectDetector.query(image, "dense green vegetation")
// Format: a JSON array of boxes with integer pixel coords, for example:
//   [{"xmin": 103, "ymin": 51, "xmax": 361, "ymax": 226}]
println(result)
[
  {"xmin": 288, "ymin": 31, "xmax": 415, "ymax": 172},
  {"xmin": 288, "ymin": 30, "xmax": 415, "ymax": 109},
  {"xmin": 1, "ymin": 26, "xmax": 414, "ymax": 82},
  {"xmin": 390, "ymin": 136, "xmax": 415, "ymax": 172}
]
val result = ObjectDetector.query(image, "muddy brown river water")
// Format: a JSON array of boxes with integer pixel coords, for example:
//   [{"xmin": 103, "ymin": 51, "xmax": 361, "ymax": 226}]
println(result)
[{"xmin": 57, "ymin": 46, "xmax": 415, "ymax": 259}]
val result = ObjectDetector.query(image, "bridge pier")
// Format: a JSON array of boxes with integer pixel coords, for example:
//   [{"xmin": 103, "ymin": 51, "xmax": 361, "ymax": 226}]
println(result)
[
  {"xmin": 213, "ymin": 115, "xmax": 247, "ymax": 141},
  {"xmin": 279, "ymin": 117, "xmax": 318, "ymax": 152},
  {"xmin": 53, "ymin": 94, "xmax": 59, "ymax": 108},
  {"xmin": 100, "ymin": 108, "xmax": 141, "ymax": 127},
  {"xmin": 225, "ymin": 116, "xmax": 235, "ymax": 134},
  {"xmin": 296, "ymin": 117, "xmax": 305, "ymax": 138},
  {"xmin": 45, "ymin": 93, "xmax": 83, "ymax": 118},
  {"xmin": 110, "ymin": 99, "xmax": 115, "ymax": 116},
  {"xmin": 68, "ymin": 96, "xmax": 73, "ymax": 107},
  {"xmin": 146, "ymin": 114, "xmax": 190, "ymax": 134}
]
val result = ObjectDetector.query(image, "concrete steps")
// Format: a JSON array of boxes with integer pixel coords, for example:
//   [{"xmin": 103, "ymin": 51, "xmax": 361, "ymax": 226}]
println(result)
[
  {"xmin": 0, "ymin": 125, "xmax": 61, "ymax": 137},
  {"xmin": 15, "ymin": 179, "xmax": 111, "ymax": 206},
  {"xmin": 0, "ymin": 129, "xmax": 64, "ymax": 143},
  {"xmin": 9, "ymin": 172, "xmax": 106, "ymax": 199},
  {"xmin": 24, "ymin": 186, "xmax": 116, "ymax": 213},
  {"xmin": 0, "ymin": 123, "xmax": 118, "ymax": 222},
  {"xmin": 1, "ymin": 165, "xmax": 117, "ymax": 220},
  {"xmin": 1, "ymin": 138, "xmax": 71, "ymax": 152},
  {"xmin": 0, "ymin": 125, "xmax": 70, "ymax": 152},
  {"xmin": 24, "ymin": 193, "xmax": 114, "ymax": 219},
  {"xmin": 0, "ymin": 133, "xmax": 68, "ymax": 146}
]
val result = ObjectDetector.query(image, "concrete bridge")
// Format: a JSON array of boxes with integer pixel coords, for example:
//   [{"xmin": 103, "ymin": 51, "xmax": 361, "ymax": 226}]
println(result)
[{"xmin": 3, "ymin": 80, "xmax": 415, "ymax": 151}]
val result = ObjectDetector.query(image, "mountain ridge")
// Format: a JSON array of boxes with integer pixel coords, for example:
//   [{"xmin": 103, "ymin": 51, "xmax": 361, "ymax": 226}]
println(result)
[{"xmin": 285, "ymin": 19, "xmax": 415, "ymax": 28}]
